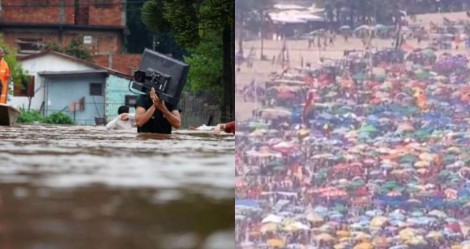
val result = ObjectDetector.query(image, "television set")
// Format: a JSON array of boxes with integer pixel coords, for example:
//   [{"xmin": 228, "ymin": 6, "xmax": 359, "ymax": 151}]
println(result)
[{"xmin": 130, "ymin": 48, "xmax": 190, "ymax": 105}]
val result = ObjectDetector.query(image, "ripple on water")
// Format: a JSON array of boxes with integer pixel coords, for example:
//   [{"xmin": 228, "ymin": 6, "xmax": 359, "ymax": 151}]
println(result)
[{"xmin": 0, "ymin": 125, "xmax": 234, "ymax": 249}]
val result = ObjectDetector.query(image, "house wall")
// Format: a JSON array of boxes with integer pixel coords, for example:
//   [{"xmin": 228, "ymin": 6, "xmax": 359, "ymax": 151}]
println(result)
[
  {"xmin": 2, "ymin": 29, "xmax": 123, "ymax": 56},
  {"xmin": 1, "ymin": 0, "xmax": 124, "ymax": 26},
  {"xmin": 45, "ymin": 74, "xmax": 106, "ymax": 125},
  {"xmin": 9, "ymin": 54, "xmax": 95, "ymax": 110},
  {"xmin": 1, "ymin": 0, "xmax": 75, "ymax": 24},
  {"xmin": 93, "ymin": 54, "xmax": 142, "ymax": 75},
  {"xmin": 105, "ymin": 74, "xmax": 136, "ymax": 121}
]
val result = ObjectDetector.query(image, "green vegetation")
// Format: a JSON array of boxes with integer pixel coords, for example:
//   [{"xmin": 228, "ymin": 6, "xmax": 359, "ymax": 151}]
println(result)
[
  {"xmin": 0, "ymin": 35, "xmax": 30, "ymax": 97},
  {"xmin": 142, "ymin": 0, "xmax": 234, "ymax": 121},
  {"xmin": 17, "ymin": 110, "xmax": 45, "ymax": 123},
  {"xmin": 44, "ymin": 38, "xmax": 94, "ymax": 62},
  {"xmin": 17, "ymin": 110, "xmax": 74, "ymax": 124}
]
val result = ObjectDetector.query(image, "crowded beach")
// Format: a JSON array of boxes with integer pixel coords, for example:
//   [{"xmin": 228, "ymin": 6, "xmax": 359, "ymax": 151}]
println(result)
[{"xmin": 236, "ymin": 10, "xmax": 470, "ymax": 249}]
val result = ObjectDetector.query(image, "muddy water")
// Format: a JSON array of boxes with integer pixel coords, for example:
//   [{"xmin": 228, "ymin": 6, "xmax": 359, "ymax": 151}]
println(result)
[{"xmin": 0, "ymin": 125, "xmax": 234, "ymax": 249}]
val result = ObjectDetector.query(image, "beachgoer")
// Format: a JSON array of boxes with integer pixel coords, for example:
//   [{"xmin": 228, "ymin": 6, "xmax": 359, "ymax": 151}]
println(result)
[
  {"xmin": 135, "ymin": 87, "xmax": 181, "ymax": 134},
  {"xmin": 106, "ymin": 105, "xmax": 136, "ymax": 130},
  {"xmin": 0, "ymin": 48, "xmax": 10, "ymax": 104},
  {"xmin": 213, "ymin": 121, "xmax": 235, "ymax": 135}
]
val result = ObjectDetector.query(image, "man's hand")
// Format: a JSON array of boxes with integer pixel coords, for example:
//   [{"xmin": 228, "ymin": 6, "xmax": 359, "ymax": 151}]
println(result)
[
  {"xmin": 120, "ymin": 113, "xmax": 129, "ymax": 121},
  {"xmin": 150, "ymin": 87, "xmax": 165, "ymax": 110},
  {"xmin": 213, "ymin": 123, "xmax": 224, "ymax": 135}
]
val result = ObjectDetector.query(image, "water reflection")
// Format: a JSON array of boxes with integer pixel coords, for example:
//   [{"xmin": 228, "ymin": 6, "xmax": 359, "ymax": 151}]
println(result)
[{"xmin": 0, "ymin": 125, "xmax": 234, "ymax": 249}]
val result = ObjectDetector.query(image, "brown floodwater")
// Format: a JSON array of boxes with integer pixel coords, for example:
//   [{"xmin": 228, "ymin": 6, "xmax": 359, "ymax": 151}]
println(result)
[{"xmin": 0, "ymin": 125, "xmax": 234, "ymax": 249}]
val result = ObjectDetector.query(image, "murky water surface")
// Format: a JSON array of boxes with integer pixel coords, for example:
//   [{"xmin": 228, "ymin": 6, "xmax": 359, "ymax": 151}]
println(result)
[{"xmin": 0, "ymin": 125, "xmax": 234, "ymax": 249}]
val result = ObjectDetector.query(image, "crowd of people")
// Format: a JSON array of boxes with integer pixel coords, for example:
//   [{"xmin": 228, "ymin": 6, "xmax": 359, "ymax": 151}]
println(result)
[{"xmin": 235, "ymin": 41, "xmax": 470, "ymax": 248}]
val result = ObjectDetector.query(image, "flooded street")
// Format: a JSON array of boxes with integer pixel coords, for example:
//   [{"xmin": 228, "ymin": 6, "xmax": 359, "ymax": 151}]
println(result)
[{"xmin": 0, "ymin": 125, "xmax": 234, "ymax": 249}]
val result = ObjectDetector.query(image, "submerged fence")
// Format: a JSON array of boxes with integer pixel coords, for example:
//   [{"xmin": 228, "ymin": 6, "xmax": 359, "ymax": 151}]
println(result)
[{"xmin": 27, "ymin": 93, "xmax": 223, "ymax": 128}]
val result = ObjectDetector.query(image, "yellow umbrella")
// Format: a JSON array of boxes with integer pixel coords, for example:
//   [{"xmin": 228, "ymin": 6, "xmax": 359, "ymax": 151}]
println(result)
[
  {"xmin": 399, "ymin": 228, "xmax": 416, "ymax": 241},
  {"xmin": 419, "ymin": 152, "xmax": 434, "ymax": 161},
  {"xmin": 370, "ymin": 216, "xmax": 388, "ymax": 227},
  {"xmin": 267, "ymin": 239, "xmax": 285, "ymax": 248},
  {"xmin": 334, "ymin": 242, "xmax": 349, "ymax": 249},
  {"xmin": 373, "ymin": 237, "xmax": 389, "ymax": 247},
  {"xmin": 316, "ymin": 233, "xmax": 335, "ymax": 242},
  {"xmin": 426, "ymin": 231, "xmax": 443, "ymax": 240},
  {"xmin": 353, "ymin": 242, "xmax": 374, "ymax": 249},
  {"xmin": 354, "ymin": 232, "xmax": 372, "ymax": 241},
  {"xmin": 414, "ymin": 160, "xmax": 430, "ymax": 168},
  {"xmin": 307, "ymin": 213, "xmax": 324, "ymax": 223},
  {"xmin": 452, "ymin": 245, "xmax": 462, "ymax": 249},
  {"xmin": 336, "ymin": 230, "xmax": 351, "ymax": 238},
  {"xmin": 261, "ymin": 223, "xmax": 278, "ymax": 233}
]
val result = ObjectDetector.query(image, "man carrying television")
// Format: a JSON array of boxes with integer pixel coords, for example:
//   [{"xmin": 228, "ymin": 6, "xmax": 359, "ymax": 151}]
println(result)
[{"xmin": 135, "ymin": 87, "xmax": 181, "ymax": 134}]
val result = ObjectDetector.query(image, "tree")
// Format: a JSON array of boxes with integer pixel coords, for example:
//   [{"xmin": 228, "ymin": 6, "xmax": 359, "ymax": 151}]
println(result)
[
  {"xmin": 0, "ymin": 35, "xmax": 29, "ymax": 103},
  {"xmin": 142, "ymin": 0, "xmax": 234, "ymax": 121},
  {"xmin": 64, "ymin": 38, "xmax": 94, "ymax": 62},
  {"xmin": 125, "ymin": 1, "xmax": 154, "ymax": 53}
]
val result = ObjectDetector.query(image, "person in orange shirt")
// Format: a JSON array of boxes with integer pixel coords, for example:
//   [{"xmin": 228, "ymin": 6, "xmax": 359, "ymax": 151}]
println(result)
[{"xmin": 0, "ymin": 48, "xmax": 10, "ymax": 104}]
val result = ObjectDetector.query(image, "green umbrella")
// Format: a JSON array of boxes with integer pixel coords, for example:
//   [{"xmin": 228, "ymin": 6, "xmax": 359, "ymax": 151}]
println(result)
[
  {"xmin": 413, "ymin": 128, "xmax": 432, "ymax": 140},
  {"xmin": 399, "ymin": 155, "xmax": 418, "ymax": 164},
  {"xmin": 381, "ymin": 181, "xmax": 403, "ymax": 191},
  {"xmin": 360, "ymin": 124, "xmax": 378, "ymax": 133},
  {"xmin": 353, "ymin": 72, "xmax": 366, "ymax": 81},
  {"xmin": 248, "ymin": 121, "xmax": 268, "ymax": 129},
  {"xmin": 273, "ymin": 165, "xmax": 286, "ymax": 171}
]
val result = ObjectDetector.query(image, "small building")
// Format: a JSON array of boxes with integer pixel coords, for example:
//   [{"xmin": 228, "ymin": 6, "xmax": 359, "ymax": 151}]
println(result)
[
  {"xmin": 0, "ymin": 0, "xmax": 126, "ymax": 57},
  {"xmin": 10, "ymin": 50, "xmax": 134, "ymax": 125}
]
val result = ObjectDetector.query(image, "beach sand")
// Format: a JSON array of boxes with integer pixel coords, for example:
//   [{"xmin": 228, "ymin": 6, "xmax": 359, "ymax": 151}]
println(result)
[{"xmin": 235, "ymin": 11, "xmax": 470, "ymax": 121}]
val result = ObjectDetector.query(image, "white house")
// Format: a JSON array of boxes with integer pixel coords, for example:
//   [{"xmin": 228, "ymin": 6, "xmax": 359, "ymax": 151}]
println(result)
[{"xmin": 9, "ymin": 50, "xmax": 98, "ymax": 110}]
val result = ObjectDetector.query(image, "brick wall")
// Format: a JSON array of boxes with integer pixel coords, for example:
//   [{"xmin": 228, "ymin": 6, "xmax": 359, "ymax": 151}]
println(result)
[
  {"xmin": 93, "ymin": 54, "xmax": 142, "ymax": 75},
  {"xmin": 86, "ymin": 0, "xmax": 125, "ymax": 26},
  {"xmin": 1, "ymin": 0, "xmax": 124, "ymax": 26},
  {"xmin": 2, "ymin": 30, "xmax": 122, "ymax": 56},
  {"xmin": 1, "ymin": 0, "xmax": 75, "ymax": 24}
]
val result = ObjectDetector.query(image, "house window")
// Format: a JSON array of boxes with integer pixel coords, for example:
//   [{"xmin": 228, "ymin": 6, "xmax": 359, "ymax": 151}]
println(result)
[
  {"xmin": 14, "ymin": 76, "xmax": 35, "ymax": 97},
  {"xmin": 89, "ymin": 83, "xmax": 103, "ymax": 96},
  {"xmin": 17, "ymin": 38, "xmax": 43, "ymax": 56},
  {"xmin": 125, "ymin": 95, "xmax": 137, "ymax": 107}
]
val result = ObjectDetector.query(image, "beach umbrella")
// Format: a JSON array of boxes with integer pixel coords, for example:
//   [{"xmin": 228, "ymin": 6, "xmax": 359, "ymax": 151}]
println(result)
[
  {"xmin": 428, "ymin": 209, "xmax": 447, "ymax": 218},
  {"xmin": 334, "ymin": 242, "xmax": 350, "ymax": 249},
  {"xmin": 260, "ymin": 108, "xmax": 292, "ymax": 119},
  {"xmin": 414, "ymin": 160, "xmax": 430, "ymax": 168},
  {"xmin": 336, "ymin": 230, "xmax": 351, "ymax": 238},
  {"xmin": 370, "ymin": 216, "xmax": 388, "ymax": 227},
  {"xmin": 261, "ymin": 223, "xmax": 278, "ymax": 233},
  {"xmin": 267, "ymin": 238, "xmax": 285, "ymax": 248},
  {"xmin": 426, "ymin": 231, "xmax": 443, "ymax": 240},
  {"xmin": 354, "ymin": 232, "xmax": 372, "ymax": 241},
  {"xmin": 316, "ymin": 233, "xmax": 335, "ymax": 242},
  {"xmin": 353, "ymin": 242, "xmax": 373, "ymax": 249},
  {"xmin": 262, "ymin": 214, "xmax": 283, "ymax": 223},
  {"xmin": 307, "ymin": 213, "xmax": 324, "ymax": 223},
  {"xmin": 365, "ymin": 209, "xmax": 383, "ymax": 217},
  {"xmin": 399, "ymin": 228, "xmax": 417, "ymax": 238},
  {"xmin": 313, "ymin": 205, "xmax": 328, "ymax": 214}
]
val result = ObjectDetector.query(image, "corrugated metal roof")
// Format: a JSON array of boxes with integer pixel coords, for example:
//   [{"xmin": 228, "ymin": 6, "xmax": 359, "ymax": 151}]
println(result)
[
  {"xmin": 21, "ymin": 50, "xmax": 132, "ymax": 79},
  {"xmin": 38, "ymin": 69, "xmax": 109, "ymax": 77}
]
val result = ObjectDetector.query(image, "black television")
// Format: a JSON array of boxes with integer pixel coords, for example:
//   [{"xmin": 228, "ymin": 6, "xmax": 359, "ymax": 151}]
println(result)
[{"xmin": 130, "ymin": 48, "xmax": 190, "ymax": 105}]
